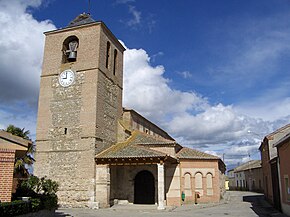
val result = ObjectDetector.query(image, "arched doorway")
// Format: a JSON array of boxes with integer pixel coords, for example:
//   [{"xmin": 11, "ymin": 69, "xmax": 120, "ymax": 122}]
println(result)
[{"xmin": 134, "ymin": 170, "xmax": 155, "ymax": 204}]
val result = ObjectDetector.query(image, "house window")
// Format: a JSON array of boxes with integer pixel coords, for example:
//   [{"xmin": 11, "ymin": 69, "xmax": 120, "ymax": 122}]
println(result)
[
  {"xmin": 206, "ymin": 173, "xmax": 213, "ymax": 195},
  {"xmin": 106, "ymin": 41, "xmax": 110, "ymax": 68},
  {"xmin": 185, "ymin": 173, "xmax": 191, "ymax": 189},
  {"xmin": 113, "ymin": 49, "xmax": 117, "ymax": 75},
  {"xmin": 62, "ymin": 36, "xmax": 79, "ymax": 63},
  {"xmin": 195, "ymin": 172, "xmax": 202, "ymax": 190},
  {"xmin": 184, "ymin": 173, "xmax": 192, "ymax": 197}
]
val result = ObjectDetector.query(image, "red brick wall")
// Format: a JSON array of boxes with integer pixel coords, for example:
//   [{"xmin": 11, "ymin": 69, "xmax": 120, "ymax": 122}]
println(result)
[
  {"xmin": 260, "ymin": 141, "xmax": 274, "ymax": 204},
  {"xmin": 278, "ymin": 142, "xmax": 290, "ymax": 205},
  {"xmin": 179, "ymin": 159, "xmax": 220, "ymax": 203},
  {"xmin": 0, "ymin": 149, "xmax": 15, "ymax": 202}
]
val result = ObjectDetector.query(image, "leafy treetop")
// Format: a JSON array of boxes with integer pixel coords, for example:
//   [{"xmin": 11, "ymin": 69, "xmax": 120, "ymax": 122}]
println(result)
[{"xmin": 5, "ymin": 124, "xmax": 31, "ymax": 140}]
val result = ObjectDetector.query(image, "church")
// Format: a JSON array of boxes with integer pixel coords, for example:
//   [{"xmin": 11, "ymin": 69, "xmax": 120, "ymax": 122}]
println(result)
[{"xmin": 34, "ymin": 14, "xmax": 225, "ymax": 209}]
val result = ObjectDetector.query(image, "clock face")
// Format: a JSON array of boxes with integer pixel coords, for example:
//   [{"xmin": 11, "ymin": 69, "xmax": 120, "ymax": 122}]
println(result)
[{"xmin": 59, "ymin": 69, "xmax": 75, "ymax": 87}]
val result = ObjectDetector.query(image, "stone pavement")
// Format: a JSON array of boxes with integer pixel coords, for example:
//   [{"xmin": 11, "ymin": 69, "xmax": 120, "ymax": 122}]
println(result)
[{"xmin": 47, "ymin": 191, "xmax": 289, "ymax": 217}]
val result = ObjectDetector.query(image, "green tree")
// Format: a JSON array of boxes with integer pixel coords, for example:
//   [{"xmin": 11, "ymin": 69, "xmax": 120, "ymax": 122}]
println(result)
[
  {"xmin": 5, "ymin": 124, "xmax": 35, "ymax": 175},
  {"xmin": 5, "ymin": 124, "xmax": 31, "ymax": 140}
]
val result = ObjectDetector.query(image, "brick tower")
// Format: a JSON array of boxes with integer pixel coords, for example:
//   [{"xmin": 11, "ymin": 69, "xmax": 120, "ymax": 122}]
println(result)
[{"xmin": 34, "ymin": 14, "xmax": 125, "ymax": 207}]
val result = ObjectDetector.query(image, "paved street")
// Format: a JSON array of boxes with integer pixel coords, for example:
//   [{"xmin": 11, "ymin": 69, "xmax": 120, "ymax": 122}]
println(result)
[{"xmin": 52, "ymin": 191, "xmax": 288, "ymax": 217}]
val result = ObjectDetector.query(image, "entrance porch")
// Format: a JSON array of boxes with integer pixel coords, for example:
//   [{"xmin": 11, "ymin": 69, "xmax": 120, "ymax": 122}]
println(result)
[{"xmin": 95, "ymin": 156, "xmax": 177, "ymax": 209}]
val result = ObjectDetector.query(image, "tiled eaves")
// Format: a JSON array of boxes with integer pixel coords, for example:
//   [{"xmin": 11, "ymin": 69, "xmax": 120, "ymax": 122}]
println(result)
[{"xmin": 176, "ymin": 147, "xmax": 220, "ymax": 160}]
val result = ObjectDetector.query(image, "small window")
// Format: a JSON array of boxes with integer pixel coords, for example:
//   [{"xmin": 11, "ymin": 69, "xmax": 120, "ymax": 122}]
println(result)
[
  {"xmin": 206, "ymin": 173, "xmax": 213, "ymax": 195},
  {"xmin": 184, "ymin": 173, "xmax": 191, "ymax": 189},
  {"xmin": 106, "ymin": 41, "xmax": 110, "ymax": 68},
  {"xmin": 195, "ymin": 172, "xmax": 202, "ymax": 189},
  {"xmin": 113, "ymin": 49, "xmax": 117, "ymax": 75},
  {"xmin": 62, "ymin": 36, "xmax": 79, "ymax": 63}
]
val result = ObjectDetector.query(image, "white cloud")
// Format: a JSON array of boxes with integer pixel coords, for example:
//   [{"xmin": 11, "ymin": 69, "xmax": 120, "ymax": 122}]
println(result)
[
  {"xmin": 178, "ymin": 71, "xmax": 192, "ymax": 79},
  {"xmin": 115, "ymin": 0, "xmax": 135, "ymax": 4},
  {"xmin": 0, "ymin": 0, "xmax": 55, "ymax": 136},
  {"xmin": 0, "ymin": 0, "xmax": 55, "ymax": 104},
  {"xmin": 1, "ymin": 1, "xmax": 289, "ymax": 170},
  {"xmin": 127, "ymin": 5, "xmax": 141, "ymax": 27},
  {"xmin": 208, "ymin": 14, "xmax": 290, "ymax": 89},
  {"xmin": 123, "ymin": 45, "xmax": 208, "ymax": 122},
  {"xmin": 122, "ymin": 44, "xmax": 288, "ymax": 168},
  {"xmin": 150, "ymin": 51, "xmax": 164, "ymax": 63}
]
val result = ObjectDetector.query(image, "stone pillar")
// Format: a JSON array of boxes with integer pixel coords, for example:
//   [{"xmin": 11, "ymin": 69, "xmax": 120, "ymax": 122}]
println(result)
[
  {"xmin": 157, "ymin": 163, "xmax": 165, "ymax": 210},
  {"xmin": 95, "ymin": 164, "xmax": 110, "ymax": 208}
]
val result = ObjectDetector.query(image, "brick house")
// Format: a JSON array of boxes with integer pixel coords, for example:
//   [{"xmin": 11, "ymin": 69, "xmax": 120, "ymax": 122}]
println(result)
[
  {"xmin": 259, "ymin": 124, "xmax": 290, "ymax": 211},
  {"xmin": 274, "ymin": 133, "xmax": 290, "ymax": 216},
  {"xmin": 0, "ymin": 130, "xmax": 32, "ymax": 202}
]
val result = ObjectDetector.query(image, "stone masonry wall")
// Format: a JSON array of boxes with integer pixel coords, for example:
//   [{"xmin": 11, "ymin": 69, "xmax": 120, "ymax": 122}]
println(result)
[
  {"xmin": 95, "ymin": 72, "xmax": 120, "ymax": 153},
  {"xmin": 35, "ymin": 22, "xmax": 124, "ymax": 208}
]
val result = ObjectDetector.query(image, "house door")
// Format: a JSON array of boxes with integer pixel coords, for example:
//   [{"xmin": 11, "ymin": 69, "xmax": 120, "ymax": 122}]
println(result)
[{"xmin": 134, "ymin": 170, "xmax": 155, "ymax": 204}]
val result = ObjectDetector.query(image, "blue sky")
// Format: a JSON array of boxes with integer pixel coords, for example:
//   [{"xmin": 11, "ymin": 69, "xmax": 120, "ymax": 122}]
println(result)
[{"xmin": 1, "ymin": 0, "xmax": 290, "ymax": 169}]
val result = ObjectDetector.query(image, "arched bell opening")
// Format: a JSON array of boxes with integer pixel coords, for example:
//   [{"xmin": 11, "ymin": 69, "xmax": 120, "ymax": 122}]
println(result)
[{"xmin": 62, "ymin": 36, "xmax": 79, "ymax": 63}]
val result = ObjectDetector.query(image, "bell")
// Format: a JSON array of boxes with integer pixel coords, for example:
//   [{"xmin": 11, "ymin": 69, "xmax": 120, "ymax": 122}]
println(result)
[{"xmin": 68, "ymin": 51, "xmax": 76, "ymax": 60}]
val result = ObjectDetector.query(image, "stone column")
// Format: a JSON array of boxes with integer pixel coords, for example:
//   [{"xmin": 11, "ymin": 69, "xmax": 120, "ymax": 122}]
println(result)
[
  {"xmin": 95, "ymin": 164, "xmax": 110, "ymax": 208},
  {"xmin": 157, "ymin": 163, "xmax": 165, "ymax": 210}
]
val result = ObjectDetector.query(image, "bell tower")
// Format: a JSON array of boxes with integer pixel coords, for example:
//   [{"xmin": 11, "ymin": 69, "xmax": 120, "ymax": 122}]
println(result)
[{"xmin": 34, "ymin": 14, "xmax": 125, "ymax": 207}]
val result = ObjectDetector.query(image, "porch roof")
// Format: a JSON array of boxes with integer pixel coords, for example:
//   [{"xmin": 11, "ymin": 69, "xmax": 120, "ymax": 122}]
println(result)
[
  {"xmin": 0, "ymin": 130, "xmax": 32, "ymax": 151},
  {"xmin": 176, "ymin": 147, "xmax": 220, "ymax": 160},
  {"xmin": 95, "ymin": 131, "xmax": 177, "ymax": 164}
]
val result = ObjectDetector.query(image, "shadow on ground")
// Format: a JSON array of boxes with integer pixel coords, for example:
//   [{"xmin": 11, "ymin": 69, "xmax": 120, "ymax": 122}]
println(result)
[{"xmin": 243, "ymin": 195, "xmax": 287, "ymax": 217}]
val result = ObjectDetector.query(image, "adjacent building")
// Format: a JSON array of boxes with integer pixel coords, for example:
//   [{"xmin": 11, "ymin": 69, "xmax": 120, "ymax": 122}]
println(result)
[
  {"xmin": 227, "ymin": 169, "xmax": 235, "ymax": 190},
  {"xmin": 0, "ymin": 131, "xmax": 32, "ymax": 202},
  {"xmin": 228, "ymin": 160, "xmax": 263, "ymax": 192},
  {"xmin": 259, "ymin": 124, "xmax": 290, "ymax": 211},
  {"xmin": 273, "ymin": 133, "xmax": 290, "ymax": 216},
  {"xmin": 34, "ymin": 13, "xmax": 226, "ymax": 209}
]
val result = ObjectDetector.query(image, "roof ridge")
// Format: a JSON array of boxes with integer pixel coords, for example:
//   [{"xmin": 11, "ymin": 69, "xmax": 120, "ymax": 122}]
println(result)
[
  {"xmin": 134, "ymin": 130, "xmax": 175, "ymax": 143},
  {"xmin": 0, "ymin": 130, "xmax": 32, "ymax": 147},
  {"xmin": 266, "ymin": 123, "xmax": 290, "ymax": 138},
  {"xmin": 132, "ymin": 144, "xmax": 168, "ymax": 157},
  {"xmin": 95, "ymin": 131, "xmax": 138, "ymax": 157},
  {"xmin": 176, "ymin": 147, "xmax": 220, "ymax": 159}
]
